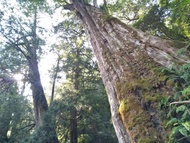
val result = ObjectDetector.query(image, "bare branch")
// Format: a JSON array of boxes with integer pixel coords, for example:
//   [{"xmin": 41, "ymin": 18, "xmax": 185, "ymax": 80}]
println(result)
[{"xmin": 170, "ymin": 100, "xmax": 190, "ymax": 106}]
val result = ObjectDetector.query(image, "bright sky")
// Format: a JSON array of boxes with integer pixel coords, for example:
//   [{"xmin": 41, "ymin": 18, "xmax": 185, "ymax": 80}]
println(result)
[
  {"xmin": 12, "ymin": 0, "xmax": 105, "ymax": 97},
  {"xmin": 39, "ymin": 0, "xmax": 104, "ymax": 93}
]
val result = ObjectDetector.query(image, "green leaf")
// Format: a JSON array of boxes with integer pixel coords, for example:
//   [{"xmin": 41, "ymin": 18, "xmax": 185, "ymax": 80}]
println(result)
[
  {"xmin": 182, "ymin": 121, "xmax": 190, "ymax": 131},
  {"xmin": 170, "ymin": 126, "xmax": 180, "ymax": 139},
  {"xmin": 176, "ymin": 105, "xmax": 186, "ymax": 114},
  {"xmin": 182, "ymin": 110, "xmax": 188, "ymax": 119},
  {"xmin": 181, "ymin": 86, "xmax": 190, "ymax": 97},
  {"xmin": 166, "ymin": 118, "xmax": 178, "ymax": 127},
  {"xmin": 179, "ymin": 126, "xmax": 188, "ymax": 137}
]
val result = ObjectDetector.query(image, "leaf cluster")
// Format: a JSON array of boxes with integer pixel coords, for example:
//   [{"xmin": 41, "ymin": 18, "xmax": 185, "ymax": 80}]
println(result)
[
  {"xmin": 161, "ymin": 63, "xmax": 190, "ymax": 142},
  {"xmin": 48, "ymin": 18, "xmax": 117, "ymax": 142},
  {"xmin": 0, "ymin": 86, "xmax": 34, "ymax": 143}
]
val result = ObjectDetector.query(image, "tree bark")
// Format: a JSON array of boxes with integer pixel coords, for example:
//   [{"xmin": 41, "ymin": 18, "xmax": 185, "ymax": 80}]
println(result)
[
  {"xmin": 70, "ymin": 48, "xmax": 80, "ymax": 143},
  {"xmin": 50, "ymin": 55, "xmax": 60, "ymax": 104},
  {"xmin": 70, "ymin": 109, "xmax": 78, "ymax": 143},
  {"xmin": 67, "ymin": 1, "xmax": 189, "ymax": 143},
  {"xmin": 28, "ymin": 56, "xmax": 48, "ymax": 127}
]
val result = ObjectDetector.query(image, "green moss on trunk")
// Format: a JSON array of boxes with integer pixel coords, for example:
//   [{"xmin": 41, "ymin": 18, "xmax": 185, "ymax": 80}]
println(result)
[
  {"xmin": 119, "ymin": 96, "xmax": 160, "ymax": 142},
  {"xmin": 117, "ymin": 68, "xmax": 170, "ymax": 142}
]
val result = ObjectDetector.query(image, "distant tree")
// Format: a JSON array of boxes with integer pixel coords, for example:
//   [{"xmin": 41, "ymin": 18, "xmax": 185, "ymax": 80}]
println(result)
[
  {"xmin": 0, "ymin": 20, "xmax": 34, "ymax": 143},
  {"xmin": 0, "ymin": 82, "xmax": 34, "ymax": 143},
  {"xmin": 0, "ymin": 0, "xmax": 58, "ymax": 142},
  {"xmin": 49, "ymin": 17, "xmax": 117, "ymax": 142}
]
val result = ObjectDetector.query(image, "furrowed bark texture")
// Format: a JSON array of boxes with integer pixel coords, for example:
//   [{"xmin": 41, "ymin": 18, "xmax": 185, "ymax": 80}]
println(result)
[{"xmin": 70, "ymin": 1, "xmax": 189, "ymax": 143}]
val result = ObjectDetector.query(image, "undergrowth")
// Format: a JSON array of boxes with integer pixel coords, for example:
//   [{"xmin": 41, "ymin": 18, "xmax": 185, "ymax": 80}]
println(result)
[{"xmin": 161, "ymin": 63, "xmax": 190, "ymax": 143}]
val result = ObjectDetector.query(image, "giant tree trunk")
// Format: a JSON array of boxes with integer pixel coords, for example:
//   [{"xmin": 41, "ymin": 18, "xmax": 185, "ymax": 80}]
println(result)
[{"xmin": 66, "ymin": 1, "xmax": 190, "ymax": 143}]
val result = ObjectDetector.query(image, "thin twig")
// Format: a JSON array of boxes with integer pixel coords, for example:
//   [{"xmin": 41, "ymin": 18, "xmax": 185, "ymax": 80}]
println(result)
[
  {"xmin": 178, "ymin": 134, "xmax": 190, "ymax": 141},
  {"xmin": 170, "ymin": 100, "xmax": 190, "ymax": 106}
]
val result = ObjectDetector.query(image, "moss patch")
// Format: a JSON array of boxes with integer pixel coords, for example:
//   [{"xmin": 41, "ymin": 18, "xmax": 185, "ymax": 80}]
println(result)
[
  {"xmin": 119, "ymin": 96, "xmax": 163, "ymax": 142},
  {"xmin": 117, "ymin": 68, "xmax": 170, "ymax": 142},
  {"xmin": 116, "ymin": 78, "xmax": 153, "ymax": 101},
  {"xmin": 138, "ymin": 137, "xmax": 157, "ymax": 143},
  {"xmin": 144, "ymin": 94, "xmax": 164, "ymax": 103}
]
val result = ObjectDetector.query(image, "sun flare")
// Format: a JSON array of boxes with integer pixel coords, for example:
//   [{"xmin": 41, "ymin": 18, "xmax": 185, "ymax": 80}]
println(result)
[{"xmin": 13, "ymin": 74, "xmax": 23, "ymax": 81}]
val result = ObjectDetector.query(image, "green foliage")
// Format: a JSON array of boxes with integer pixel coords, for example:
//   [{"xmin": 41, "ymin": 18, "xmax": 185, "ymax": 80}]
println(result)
[
  {"xmin": 17, "ymin": 0, "xmax": 50, "ymax": 14},
  {"xmin": 128, "ymin": 0, "xmax": 190, "ymax": 41},
  {"xmin": 134, "ymin": 5, "xmax": 187, "ymax": 40},
  {"xmin": 161, "ymin": 63, "xmax": 190, "ymax": 142},
  {"xmin": 0, "ymin": 85, "xmax": 34, "ymax": 143},
  {"xmin": 106, "ymin": 0, "xmax": 160, "ymax": 26},
  {"xmin": 78, "ymin": 134, "xmax": 91, "ymax": 143},
  {"xmin": 160, "ymin": 0, "xmax": 190, "ymax": 38},
  {"xmin": 161, "ymin": 63, "xmax": 190, "ymax": 89},
  {"xmin": 49, "ymin": 17, "xmax": 117, "ymax": 142},
  {"xmin": 0, "ymin": 0, "xmax": 46, "ymax": 59},
  {"xmin": 158, "ymin": 96, "xmax": 171, "ymax": 109},
  {"xmin": 99, "ymin": 1, "xmax": 110, "ymax": 16},
  {"xmin": 166, "ymin": 104, "xmax": 190, "ymax": 143}
]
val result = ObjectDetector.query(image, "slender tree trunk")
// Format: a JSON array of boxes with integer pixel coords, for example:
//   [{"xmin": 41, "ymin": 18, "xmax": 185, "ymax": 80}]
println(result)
[
  {"xmin": 70, "ymin": 109, "xmax": 78, "ymax": 143},
  {"xmin": 27, "ymin": 45, "xmax": 59, "ymax": 143},
  {"xmin": 70, "ymin": 48, "xmax": 80, "ymax": 143},
  {"xmin": 28, "ymin": 4, "xmax": 48, "ymax": 128},
  {"xmin": 26, "ymin": 5, "xmax": 59, "ymax": 143},
  {"xmin": 51, "ymin": 55, "xmax": 60, "ymax": 104},
  {"xmin": 28, "ymin": 57, "xmax": 48, "ymax": 127},
  {"xmin": 66, "ymin": 1, "xmax": 189, "ymax": 143}
]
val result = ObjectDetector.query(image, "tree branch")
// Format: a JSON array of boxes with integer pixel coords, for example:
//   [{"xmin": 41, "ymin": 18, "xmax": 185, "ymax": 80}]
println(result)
[
  {"xmin": 63, "ymin": 4, "xmax": 74, "ymax": 11},
  {"xmin": 170, "ymin": 100, "xmax": 190, "ymax": 106}
]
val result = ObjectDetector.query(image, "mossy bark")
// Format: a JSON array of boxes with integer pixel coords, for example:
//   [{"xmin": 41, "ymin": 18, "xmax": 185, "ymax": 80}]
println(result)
[{"xmin": 68, "ymin": 1, "xmax": 189, "ymax": 143}]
